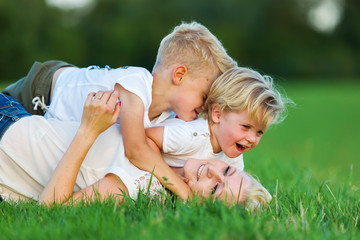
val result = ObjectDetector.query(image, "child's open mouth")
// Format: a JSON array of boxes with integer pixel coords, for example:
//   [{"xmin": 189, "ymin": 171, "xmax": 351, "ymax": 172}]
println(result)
[{"xmin": 236, "ymin": 143, "xmax": 245, "ymax": 152}]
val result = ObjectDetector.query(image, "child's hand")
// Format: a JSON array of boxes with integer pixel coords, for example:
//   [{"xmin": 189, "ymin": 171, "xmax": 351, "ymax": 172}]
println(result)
[{"xmin": 79, "ymin": 91, "xmax": 121, "ymax": 139}]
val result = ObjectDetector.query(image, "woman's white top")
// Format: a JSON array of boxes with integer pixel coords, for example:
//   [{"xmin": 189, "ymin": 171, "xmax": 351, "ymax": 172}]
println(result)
[
  {"xmin": 0, "ymin": 116, "xmax": 162, "ymax": 201},
  {"xmin": 161, "ymin": 118, "xmax": 244, "ymax": 170},
  {"xmin": 45, "ymin": 66, "xmax": 172, "ymax": 128}
]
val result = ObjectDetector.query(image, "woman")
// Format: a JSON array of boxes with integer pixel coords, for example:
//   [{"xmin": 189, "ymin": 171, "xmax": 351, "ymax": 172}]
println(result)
[{"xmin": 0, "ymin": 92, "xmax": 270, "ymax": 208}]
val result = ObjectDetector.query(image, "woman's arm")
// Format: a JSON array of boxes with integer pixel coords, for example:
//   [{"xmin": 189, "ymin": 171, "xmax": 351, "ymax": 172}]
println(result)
[
  {"xmin": 66, "ymin": 173, "xmax": 129, "ymax": 203},
  {"xmin": 39, "ymin": 91, "xmax": 121, "ymax": 205}
]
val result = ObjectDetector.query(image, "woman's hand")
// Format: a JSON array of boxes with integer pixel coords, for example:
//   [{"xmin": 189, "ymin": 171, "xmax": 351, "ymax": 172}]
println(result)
[
  {"xmin": 79, "ymin": 91, "xmax": 121, "ymax": 140},
  {"xmin": 40, "ymin": 90, "xmax": 121, "ymax": 206}
]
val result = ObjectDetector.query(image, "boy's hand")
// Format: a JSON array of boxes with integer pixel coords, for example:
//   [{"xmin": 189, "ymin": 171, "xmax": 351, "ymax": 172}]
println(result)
[{"xmin": 79, "ymin": 91, "xmax": 121, "ymax": 139}]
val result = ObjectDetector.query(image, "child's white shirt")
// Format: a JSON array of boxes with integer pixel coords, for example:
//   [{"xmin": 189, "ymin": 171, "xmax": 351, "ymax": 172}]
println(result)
[
  {"xmin": 161, "ymin": 118, "xmax": 244, "ymax": 170},
  {"xmin": 45, "ymin": 66, "xmax": 172, "ymax": 128}
]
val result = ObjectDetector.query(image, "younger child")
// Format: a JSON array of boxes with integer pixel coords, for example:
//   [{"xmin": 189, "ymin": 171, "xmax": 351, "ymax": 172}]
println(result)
[
  {"xmin": 145, "ymin": 66, "xmax": 288, "ymax": 196},
  {"xmin": 2, "ymin": 22, "xmax": 237, "ymax": 199}
]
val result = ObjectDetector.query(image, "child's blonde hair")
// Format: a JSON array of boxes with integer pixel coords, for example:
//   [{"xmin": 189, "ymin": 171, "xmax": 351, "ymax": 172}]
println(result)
[
  {"xmin": 202, "ymin": 67, "xmax": 289, "ymax": 130},
  {"xmin": 152, "ymin": 21, "xmax": 237, "ymax": 76}
]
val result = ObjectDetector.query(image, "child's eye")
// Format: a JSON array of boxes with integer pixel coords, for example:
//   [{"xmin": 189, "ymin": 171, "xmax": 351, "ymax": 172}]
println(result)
[
  {"xmin": 257, "ymin": 130, "xmax": 264, "ymax": 135},
  {"xmin": 211, "ymin": 184, "xmax": 219, "ymax": 195},
  {"xmin": 224, "ymin": 166, "xmax": 231, "ymax": 176},
  {"xmin": 242, "ymin": 125, "xmax": 250, "ymax": 129}
]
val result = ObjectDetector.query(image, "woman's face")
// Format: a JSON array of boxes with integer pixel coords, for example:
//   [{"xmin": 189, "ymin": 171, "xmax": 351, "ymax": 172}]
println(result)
[{"xmin": 183, "ymin": 158, "xmax": 250, "ymax": 205}]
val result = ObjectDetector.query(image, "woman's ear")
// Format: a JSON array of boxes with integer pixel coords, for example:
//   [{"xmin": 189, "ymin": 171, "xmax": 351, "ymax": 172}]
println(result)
[
  {"xmin": 172, "ymin": 65, "xmax": 187, "ymax": 85},
  {"xmin": 211, "ymin": 104, "xmax": 222, "ymax": 123}
]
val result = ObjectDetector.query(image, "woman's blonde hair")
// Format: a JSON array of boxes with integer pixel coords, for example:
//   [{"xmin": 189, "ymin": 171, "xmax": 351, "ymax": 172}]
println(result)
[
  {"xmin": 152, "ymin": 21, "xmax": 237, "ymax": 76},
  {"xmin": 241, "ymin": 171, "xmax": 272, "ymax": 211},
  {"xmin": 202, "ymin": 67, "xmax": 289, "ymax": 130}
]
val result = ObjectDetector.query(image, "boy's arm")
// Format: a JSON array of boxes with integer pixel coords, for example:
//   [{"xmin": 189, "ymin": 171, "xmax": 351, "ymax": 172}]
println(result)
[
  {"xmin": 117, "ymin": 88, "xmax": 192, "ymax": 200},
  {"xmin": 145, "ymin": 126, "xmax": 164, "ymax": 152}
]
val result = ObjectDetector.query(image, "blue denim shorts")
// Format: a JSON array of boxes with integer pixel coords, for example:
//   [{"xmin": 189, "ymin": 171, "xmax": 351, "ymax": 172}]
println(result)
[{"xmin": 0, "ymin": 93, "xmax": 31, "ymax": 140}]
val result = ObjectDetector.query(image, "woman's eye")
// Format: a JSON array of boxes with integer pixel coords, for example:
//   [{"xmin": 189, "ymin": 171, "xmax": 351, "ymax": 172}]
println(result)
[
  {"xmin": 224, "ymin": 166, "xmax": 231, "ymax": 176},
  {"xmin": 211, "ymin": 184, "xmax": 219, "ymax": 195}
]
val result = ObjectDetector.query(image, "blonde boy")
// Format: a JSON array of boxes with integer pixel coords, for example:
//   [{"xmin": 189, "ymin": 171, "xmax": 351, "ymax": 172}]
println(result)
[
  {"xmin": 2, "ymin": 22, "xmax": 237, "ymax": 199},
  {"xmin": 145, "ymin": 67, "xmax": 288, "ymax": 205}
]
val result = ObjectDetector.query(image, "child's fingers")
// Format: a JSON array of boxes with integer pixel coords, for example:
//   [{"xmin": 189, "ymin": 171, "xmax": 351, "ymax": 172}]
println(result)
[{"xmin": 182, "ymin": 177, "xmax": 189, "ymax": 184}]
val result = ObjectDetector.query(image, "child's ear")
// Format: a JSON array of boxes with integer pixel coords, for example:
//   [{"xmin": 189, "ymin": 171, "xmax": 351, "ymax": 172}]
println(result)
[
  {"xmin": 211, "ymin": 104, "xmax": 222, "ymax": 123},
  {"xmin": 173, "ymin": 65, "xmax": 187, "ymax": 85}
]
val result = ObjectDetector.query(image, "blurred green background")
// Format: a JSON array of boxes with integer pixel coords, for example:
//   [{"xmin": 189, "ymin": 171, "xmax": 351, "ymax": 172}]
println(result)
[
  {"xmin": 0, "ymin": 0, "xmax": 359, "ymax": 186},
  {"xmin": 0, "ymin": 0, "xmax": 359, "ymax": 80}
]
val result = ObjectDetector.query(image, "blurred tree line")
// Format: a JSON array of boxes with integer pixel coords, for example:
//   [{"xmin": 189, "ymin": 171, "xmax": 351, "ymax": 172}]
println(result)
[{"xmin": 0, "ymin": 0, "xmax": 359, "ymax": 81}]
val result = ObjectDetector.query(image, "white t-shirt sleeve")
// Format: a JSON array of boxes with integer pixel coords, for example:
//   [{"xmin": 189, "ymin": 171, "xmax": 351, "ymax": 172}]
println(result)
[
  {"xmin": 162, "ymin": 123, "xmax": 196, "ymax": 156},
  {"xmin": 112, "ymin": 68, "xmax": 153, "ymax": 111}
]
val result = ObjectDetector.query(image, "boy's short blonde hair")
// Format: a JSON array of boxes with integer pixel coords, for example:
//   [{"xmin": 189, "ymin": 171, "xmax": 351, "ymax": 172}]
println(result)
[
  {"xmin": 202, "ymin": 67, "xmax": 289, "ymax": 131},
  {"xmin": 152, "ymin": 21, "xmax": 237, "ymax": 76}
]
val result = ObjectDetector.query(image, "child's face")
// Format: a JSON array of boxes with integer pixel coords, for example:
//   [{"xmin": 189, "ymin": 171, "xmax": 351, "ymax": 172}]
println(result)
[
  {"xmin": 211, "ymin": 109, "xmax": 264, "ymax": 158},
  {"xmin": 173, "ymin": 72, "xmax": 217, "ymax": 121}
]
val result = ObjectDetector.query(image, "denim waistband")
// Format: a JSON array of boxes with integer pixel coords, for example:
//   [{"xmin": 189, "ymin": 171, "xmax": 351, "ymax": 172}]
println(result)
[{"xmin": 0, "ymin": 93, "xmax": 31, "ymax": 140}]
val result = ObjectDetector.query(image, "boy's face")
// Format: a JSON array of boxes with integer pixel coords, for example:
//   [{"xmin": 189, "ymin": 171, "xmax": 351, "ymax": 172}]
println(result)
[
  {"xmin": 211, "ymin": 109, "xmax": 264, "ymax": 158},
  {"xmin": 184, "ymin": 158, "xmax": 250, "ymax": 205},
  {"xmin": 173, "ymin": 71, "xmax": 218, "ymax": 121}
]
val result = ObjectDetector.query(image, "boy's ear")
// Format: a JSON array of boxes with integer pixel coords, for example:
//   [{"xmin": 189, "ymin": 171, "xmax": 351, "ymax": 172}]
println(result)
[
  {"xmin": 211, "ymin": 104, "xmax": 222, "ymax": 123},
  {"xmin": 172, "ymin": 65, "xmax": 187, "ymax": 85}
]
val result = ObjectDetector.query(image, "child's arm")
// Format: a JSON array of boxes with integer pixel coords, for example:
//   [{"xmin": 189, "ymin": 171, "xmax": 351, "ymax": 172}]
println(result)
[
  {"xmin": 117, "ymin": 87, "xmax": 192, "ymax": 200},
  {"xmin": 145, "ymin": 126, "xmax": 164, "ymax": 153},
  {"xmin": 40, "ymin": 91, "xmax": 122, "ymax": 205}
]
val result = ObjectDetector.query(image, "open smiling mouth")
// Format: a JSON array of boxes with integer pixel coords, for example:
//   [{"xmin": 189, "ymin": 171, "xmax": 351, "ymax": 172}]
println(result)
[
  {"xmin": 194, "ymin": 109, "xmax": 199, "ymax": 117},
  {"xmin": 197, "ymin": 164, "xmax": 205, "ymax": 181},
  {"xmin": 236, "ymin": 143, "xmax": 246, "ymax": 151}
]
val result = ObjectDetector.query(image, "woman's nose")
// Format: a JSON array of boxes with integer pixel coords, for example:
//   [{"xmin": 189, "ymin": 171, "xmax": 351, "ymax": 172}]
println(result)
[{"xmin": 207, "ymin": 165, "xmax": 224, "ymax": 181}]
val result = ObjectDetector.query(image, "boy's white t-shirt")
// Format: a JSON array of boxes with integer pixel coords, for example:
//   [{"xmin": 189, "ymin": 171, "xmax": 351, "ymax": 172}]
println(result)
[
  {"xmin": 161, "ymin": 118, "xmax": 244, "ymax": 170},
  {"xmin": 45, "ymin": 66, "xmax": 172, "ymax": 128}
]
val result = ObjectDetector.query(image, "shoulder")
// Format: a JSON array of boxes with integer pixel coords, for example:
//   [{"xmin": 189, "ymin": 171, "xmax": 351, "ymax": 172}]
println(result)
[{"xmin": 110, "ymin": 66, "xmax": 152, "ymax": 80}]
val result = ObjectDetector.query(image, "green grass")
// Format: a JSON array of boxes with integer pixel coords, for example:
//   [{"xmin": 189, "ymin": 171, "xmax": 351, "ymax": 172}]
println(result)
[{"xmin": 1, "ymin": 81, "xmax": 359, "ymax": 239}]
